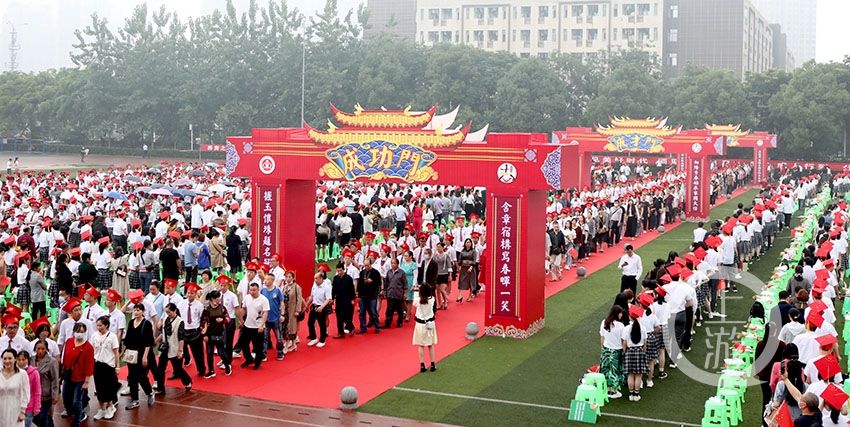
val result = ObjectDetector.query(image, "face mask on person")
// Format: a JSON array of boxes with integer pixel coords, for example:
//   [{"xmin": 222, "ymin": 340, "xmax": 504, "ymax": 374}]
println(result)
[
  {"xmin": 58, "ymin": 296, "xmax": 67, "ymax": 305},
  {"xmin": 74, "ymin": 332, "xmax": 86, "ymax": 341}
]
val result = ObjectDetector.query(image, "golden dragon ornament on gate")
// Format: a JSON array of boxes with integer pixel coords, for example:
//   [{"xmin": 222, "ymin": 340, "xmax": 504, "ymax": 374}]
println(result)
[{"xmin": 596, "ymin": 117, "xmax": 681, "ymax": 153}]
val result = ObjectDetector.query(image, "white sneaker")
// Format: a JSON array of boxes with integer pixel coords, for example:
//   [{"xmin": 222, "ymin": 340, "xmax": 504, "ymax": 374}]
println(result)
[
  {"xmin": 105, "ymin": 405, "xmax": 116, "ymax": 420},
  {"xmin": 677, "ymin": 353, "xmax": 683, "ymax": 360},
  {"xmin": 316, "ymin": 341, "xmax": 326, "ymax": 348},
  {"xmin": 307, "ymin": 339, "xmax": 319, "ymax": 347},
  {"xmin": 646, "ymin": 380, "xmax": 654, "ymax": 388},
  {"xmin": 628, "ymin": 394, "xmax": 635, "ymax": 401},
  {"xmin": 712, "ymin": 312, "xmax": 727, "ymax": 318},
  {"xmin": 633, "ymin": 394, "xmax": 641, "ymax": 402},
  {"xmin": 607, "ymin": 391, "xmax": 622, "ymax": 399},
  {"xmin": 94, "ymin": 409, "xmax": 105, "ymax": 420},
  {"xmin": 708, "ymin": 312, "xmax": 714, "ymax": 319},
  {"xmin": 217, "ymin": 361, "xmax": 224, "ymax": 369},
  {"xmin": 670, "ymin": 363, "xmax": 678, "ymax": 369}
]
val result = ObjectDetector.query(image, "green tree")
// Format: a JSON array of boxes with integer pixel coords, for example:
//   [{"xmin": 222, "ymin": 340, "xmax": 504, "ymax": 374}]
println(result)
[
  {"xmin": 662, "ymin": 66, "xmax": 754, "ymax": 129},
  {"xmin": 744, "ymin": 68, "xmax": 791, "ymax": 132},
  {"xmin": 584, "ymin": 61, "xmax": 660, "ymax": 125},
  {"xmin": 490, "ymin": 59, "xmax": 568, "ymax": 133}
]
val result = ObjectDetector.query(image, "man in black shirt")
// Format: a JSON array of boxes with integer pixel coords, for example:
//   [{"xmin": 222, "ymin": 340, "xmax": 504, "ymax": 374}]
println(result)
[
  {"xmin": 332, "ymin": 264, "xmax": 356, "ymax": 338},
  {"xmin": 350, "ymin": 209, "xmax": 364, "ymax": 241},
  {"xmin": 78, "ymin": 252, "xmax": 99, "ymax": 286},
  {"xmin": 356, "ymin": 258, "xmax": 382, "ymax": 334},
  {"xmin": 159, "ymin": 239, "xmax": 181, "ymax": 280}
]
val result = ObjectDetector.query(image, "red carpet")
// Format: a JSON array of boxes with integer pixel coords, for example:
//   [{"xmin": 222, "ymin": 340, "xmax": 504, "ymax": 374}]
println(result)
[{"xmin": 144, "ymin": 189, "xmax": 747, "ymax": 408}]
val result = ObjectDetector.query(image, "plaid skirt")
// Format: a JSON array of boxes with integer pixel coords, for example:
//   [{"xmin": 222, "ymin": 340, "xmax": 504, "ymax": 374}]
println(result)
[
  {"xmin": 48, "ymin": 281, "xmax": 60, "ymax": 308},
  {"xmin": 736, "ymin": 241, "xmax": 752, "ymax": 256},
  {"xmin": 239, "ymin": 242, "xmax": 249, "ymax": 262},
  {"xmin": 38, "ymin": 247, "xmax": 49, "ymax": 263},
  {"xmin": 752, "ymin": 232, "xmax": 763, "ymax": 250},
  {"xmin": 764, "ymin": 221, "xmax": 776, "ymax": 237},
  {"xmin": 599, "ymin": 348, "xmax": 624, "ymax": 389},
  {"xmin": 624, "ymin": 346, "xmax": 648, "ymax": 374},
  {"xmin": 69, "ymin": 232, "xmax": 81, "ymax": 249},
  {"xmin": 659, "ymin": 324, "xmax": 670, "ymax": 350},
  {"xmin": 97, "ymin": 268, "xmax": 113, "ymax": 290},
  {"xmin": 129, "ymin": 270, "xmax": 140, "ymax": 290},
  {"xmin": 696, "ymin": 282, "xmax": 709, "ymax": 306},
  {"xmin": 16, "ymin": 282, "xmax": 30, "ymax": 305},
  {"xmin": 645, "ymin": 331, "xmax": 660, "ymax": 360}
]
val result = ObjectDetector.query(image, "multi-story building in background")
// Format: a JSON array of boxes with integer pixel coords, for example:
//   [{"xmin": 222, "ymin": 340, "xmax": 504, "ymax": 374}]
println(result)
[
  {"xmin": 363, "ymin": 0, "xmax": 417, "ymax": 40},
  {"xmin": 751, "ymin": 0, "xmax": 815, "ymax": 65},
  {"xmin": 365, "ymin": 0, "xmax": 788, "ymax": 79},
  {"xmin": 663, "ymin": 0, "xmax": 774, "ymax": 80},
  {"xmin": 410, "ymin": 1, "xmax": 665, "ymax": 60},
  {"xmin": 769, "ymin": 23, "xmax": 796, "ymax": 72}
]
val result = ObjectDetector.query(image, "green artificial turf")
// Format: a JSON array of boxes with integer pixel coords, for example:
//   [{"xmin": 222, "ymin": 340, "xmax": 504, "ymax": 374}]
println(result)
[{"xmin": 361, "ymin": 189, "xmax": 804, "ymax": 426}]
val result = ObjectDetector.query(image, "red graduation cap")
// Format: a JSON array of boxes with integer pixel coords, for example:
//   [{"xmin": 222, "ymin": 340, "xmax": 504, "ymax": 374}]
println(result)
[
  {"xmin": 97, "ymin": 236, "xmax": 110, "ymax": 245},
  {"xmin": 130, "ymin": 241, "xmax": 143, "ymax": 251},
  {"xmin": 163, "ymin": 278, "xmax": 179, "ymax": 288},
  {"xmin": 2, "ymin": 236, "xmax": 14, "ymax": 245},
  {"xmin": 638, "ymin": 292, "xmax": 655, "ymax": 308},
  {"xmin": 471, "ymin": 231, "xmax": 482, "ymax": 239},
  {"xmin": 0, "ymin": 276, "xmax": 10, "ymax": 288},
  {"xmin": 445, "ymin": 235, "xmax": 454, "ymax": 242},
  {"xmin": 130, "ymin": 219, "xmax": 142, "ymax": 227},
  {"xmin": 28, "ymin": 315, "xmax": 50, "ymax": 334},
  {"xmin": 80, "ymin": 230, "xmax": 93, "ymax": 240},
  {"xmin": 368, "ymin": 251, "xmax": 379, "ymax": 259},
  {"xmin": 658, "ymin": 274, "xmax": 672, "ymax": 285},
  {"xmin": 245, "ymin": 262, "xmax": 259, "ymax": 271},
  {"xmin": 815, "ymin": 269, "xmax": 830, "ymax": 281},
  {"xmin": 823, "ymin": 258, "xmax": 835, "ymax": 269},
  {"xmin": 106, "ymin": 288, "xmax": 123, "ymax": 303},
  {"xmin": 237, "ymin": 218, "xmax": 248, "ymax": 226},
  {"xmin": 680, "ymin": 269, "xmax": 694, "ymax": 281},
  {"xmin": 127, "ymin": 289, "xmax": 145, "ymax": 303},
  {"xmin": 809, "ymin": 300, "xmax": 828, "ymax": 314},
  {"xmin": 807, "ymin": 310, "xmax": 825, "ymax": 328},
  {"xmin": 341, "ymin": 249, "xmax": 355, "ymax": 258},
  {"xmin": 69, "ymin": 247, "xmax": 81, "ymax": 258},
  {"xmin": 4, "ymin": 302, "xmax": 22, "ymax": 317},
  {"xmin": 363, "ymin": 232, "xmax": 376, "ymax": 240},
  {"xmin": 674, "ymin": 257, "xmax": 687, "ymax": 267},
  {"xmin": 259, "ymin": 264, "xmax": 270, "ymax": 274},
  {"xmin": 666, "ymin": 264, "xmax": 682, "ymax": 279},
  {"xmin": 85, "ymin": 286, "xmax": 101, "ymax": 299},
  {"xmin": 815, "ymin": 334, "xmax": 838, "ymax": 350},
  {"xmin": 168, "ymin": 231, "xmax": 181, "ymax": 239},
  {"xmin": 317, "ymin": 263, "xmax": 331, "ymax": 272},
  {"xmin": 380, "ymin": 244, "xmax": 391, "ymax": 253},
  {"xmin": 813, "ymin": 353, "xmax": 842, "ymax": 380},
  {"xmin": 159, "ymin": 211, "xmax": 170, "ymax": 220},
  {"xmin": 821, "ymin": 383, "xmax": 849, "ymax": 411},
  {"xmin": 62, "ymin": 297, "xmax": 83, "ymax": 314},
  {"xmin": 1, "ymin": 314, "xmax": 20, "ymax": 327},
  {"xmin": 628, "ymin": 305, "xmax": 644, "ymax": 319},
  {"xmin": 185, "ymin": 282, "xmax": 201, "ymax": 293},
  {"xmin": 216, "ymin": 274, "xmax": 234, "ymax": 285}
]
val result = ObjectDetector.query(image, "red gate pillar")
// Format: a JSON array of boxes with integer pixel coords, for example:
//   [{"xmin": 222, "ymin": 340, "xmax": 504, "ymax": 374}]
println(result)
[
  {"xmin": 677, "ymin": 153, "xmax": 687, "ymax": 173},
  {"xmin": 560, "ymin": 144, "xmax": 580, "ymax": 190},
  {"xmin": 580, "ymin": 151, "xmax": 593, "ymax": 190},
  {"xmin": 754, "ymin": 146, "xmax": 768, "ymax": 185},
  {"xmin": 280, "ymin": 180, "xmax": 318, "ymax": 291},
  {"xmin": 685, "ymin": 155, "xmax": 711, "ymax": 221},
  {"xmin": 484, "ymin": 189, "xmax": 546, "ymax": 338}
]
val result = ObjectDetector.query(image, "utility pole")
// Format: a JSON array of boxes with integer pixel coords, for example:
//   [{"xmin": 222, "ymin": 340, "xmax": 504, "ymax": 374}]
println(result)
[
  {"xmin": 6, "ymin": 22, "xmax": 20, "ymax": 72},
  {"xmin": 300, "ymin": 44, "xmax": 306, "ymax": 126}
]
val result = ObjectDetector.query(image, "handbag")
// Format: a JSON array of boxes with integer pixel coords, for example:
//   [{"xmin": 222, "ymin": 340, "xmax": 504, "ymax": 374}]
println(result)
[
  {"xmin": 158, "ymin": 342, "xmax": 169, "ymax": 353},
  {"xmin": 121, "ymin": 349, "xmax": 139, "ymax": 364},
  {"xmin": 63, "ymin": 351, "xmax": 83, "ymax": 381}
]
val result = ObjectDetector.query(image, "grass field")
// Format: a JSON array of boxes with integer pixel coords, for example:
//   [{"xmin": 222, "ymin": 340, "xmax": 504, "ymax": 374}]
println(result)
[{"xmin": 360, "ymin": 189, "xmax": 805, "ymax": 426}]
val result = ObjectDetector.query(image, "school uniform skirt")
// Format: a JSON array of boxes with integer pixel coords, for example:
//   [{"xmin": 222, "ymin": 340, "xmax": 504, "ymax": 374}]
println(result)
[
  {"xmin": 16, "ymin": 281, "xmax": 30, "ymax": 305},
  {"xmin": 624, "ymin": 346, "xmax": 648, "ymax": 374},
  {"xmin": 696, "ymin": 282, "xmax": 709, "ymax": 306},
  {"xmin": 129, "ymin": 270, "xmax": 140, "ymax": 290},
  {"xmin": 69, "ymin": 232, "xmax": 81, "ymax": 249},
  {"xmin": 752, "ymin": 232, "xmax": 763, "ymax": 250},
  {"xmin": 659, "ymin": 324, "xmax": 670, "ymax": 351},
  {"xmin": 38, "ymin": 247, "xmax": 49, "ymax": 263},
  {"xmin": 736, "ymin": 240, "xmax": 751, "ymax": 257},
  {"xmin": 97, "ymin": 268, "xmax": 113, "ymax": 289},
  {"xmin": 645, "ymin": 331, "xmax": 660, "ymax": 361}
]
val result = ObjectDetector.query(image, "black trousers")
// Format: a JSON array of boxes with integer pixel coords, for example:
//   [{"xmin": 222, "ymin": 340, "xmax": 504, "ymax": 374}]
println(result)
[
  {"xmin": 609, "ymin": 221, "xmax": 621, "ymax": 245},
  {"xmin": 237, "ymin": 327, "xmax": 264, "ymax": 367},
  {"xmin": 184, "ymin": 266, "xmax": 198, "ymax": 285},
  {"xmin": 127, "ymin": 362, "xmax": 152, "ymax": 401},
  {"xmin": 156, "ymin": 353, "xmax": 192, "ymax": 387},
  {"xmin": 224, "ymin": 320, "xmax": 236, "ymax": 355},
  {"xmin": 31, "ymin": 301, "xmax": 46, "ymax": 320},
  {"xmin": 182, "ymin": 334, "xmax": 206, "ymax": 375},
  {"xmin": 205, "ymin": 335, "xmax": 230, "ymax": 369},
  {"xmin": 673, "ymin": 311, "xmax": 688, "ymax": 358},
  {"xmin": 620, "ymin": 275, "xmax": 637, "ymax": 293},
  {"xmin": 93, "ymin": 361, "xmax": 119, "ymax": 404},
  {"xmin": 683, "ymin": 307, "xmax": 694, "ymax": 350},
  {"xmin": 307, "ymin": 306, "xmax": 329, "ymax": 342},
  {"xmin": 113, "ymin": 235, "xmax": 128, "ymax": 253},
  {"xmin": 709, "ymin": 279, "xmax": 719, "ymax": 312},
  {"xmin": 383, "ymin": 298, "xmax": 405, "ymax": 327},
  {"xmin": 336, "ymin": 301, "xmax": 355, "ymax": 335}
]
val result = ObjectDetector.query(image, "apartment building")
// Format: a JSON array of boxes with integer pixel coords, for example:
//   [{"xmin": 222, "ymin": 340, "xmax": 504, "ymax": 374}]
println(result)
[
  {"xmin": 363, "ymin": 0, "xmax": 418, "ymax": 40},
  {"xmin": 412, "ymin": 1, "xmax": 665, "ymax": 60},
  {"xmin": 664, "ymin": 0, "xmax": 774, "ymax": 80},
  {"xmin": 751, "ymin": 0, "xmax": 815, "ymax": 65}
]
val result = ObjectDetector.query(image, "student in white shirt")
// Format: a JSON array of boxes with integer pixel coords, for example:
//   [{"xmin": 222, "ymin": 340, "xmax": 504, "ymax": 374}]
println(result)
[
  {"xmin": 237, "ymin": 282, "xmax": 269, "ymax": 370},
  {"xmin": 622, "ymin": 306, "xmax": 648, "ymax": 401},
  {"xmin": 92, "ymin": 316, "xmax": 121, "ymax": 420},
  {"xmin": 599, "ymin": 305, "xmax": 626, "ymax": 399}
]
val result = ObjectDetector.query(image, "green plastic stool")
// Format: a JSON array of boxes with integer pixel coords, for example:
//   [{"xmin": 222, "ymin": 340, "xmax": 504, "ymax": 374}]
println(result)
[
  {"xmin": 741, "ymin": 334, "xmax": 758, "ymax": 349},
  {"xmin": 718, "ymin": 389, "xmax": 743, "ymax": 425},
  {"xmin": 574, "ymin": 384, "xmax": 604, "ymax": 415},
  {"xmin": 702, "ymin": 397, "xmax": 731, "ymax": 427},
  {"xmin": 581, "ymin": 372, "xmax": 609, "ymax": 405},
  {"xmin": 844, "ymin": 379, "xmax": 850, "ymax": 397},
  {"xmin": 717, "ymin": 374, "xmax": 746, "ymax": 403}
]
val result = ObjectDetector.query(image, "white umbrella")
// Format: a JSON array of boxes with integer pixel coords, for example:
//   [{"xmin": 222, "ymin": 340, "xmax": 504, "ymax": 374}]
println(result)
[
  {"xmin": 150, "ymin": 188, "xmax": 173, "ymax": 197},
  {"xmin": 208, "ymin": 184, "xmax": 234, "ymax": 193}
]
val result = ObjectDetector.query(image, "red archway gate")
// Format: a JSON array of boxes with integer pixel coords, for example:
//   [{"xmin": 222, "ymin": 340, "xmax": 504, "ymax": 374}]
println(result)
[
  {"xmin": 553, "ymin": 117, "xmax": 727, "ymax": 221},
  {"xmin": 226, "ymin": 104, "xmax": 570, "ymax": 338},
  {"xmin": 705, "ymin": 125, "xmax": 777, "ymax": 185}
]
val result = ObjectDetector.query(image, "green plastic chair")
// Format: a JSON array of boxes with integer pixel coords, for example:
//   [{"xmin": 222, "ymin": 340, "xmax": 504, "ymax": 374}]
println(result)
[
  {"xmin": 718, "ymin": 389, "xmax": 743, "ymax": 425},
  {"xmin": 574, "ymin": 384, "xmax": 604, "ymax": 415},
  {"xmin": 717, "ymin": 373, "xmax": 747, "ymax": 403},
  {"xmin": 702, "ymin": 397, "xmax": 731, "ymax": 427},
  {"xmin": 581, "ymin": 372, "xmax": 609, "ymax": 405}
]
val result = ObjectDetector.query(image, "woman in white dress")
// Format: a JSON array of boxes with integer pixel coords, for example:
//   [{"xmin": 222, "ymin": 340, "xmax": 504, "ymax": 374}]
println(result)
[
  {"xmin": 412, "ymin": 286, "xmax": 438, "ymax": 373},
  {"xmin": 0, "ymin": 348, "xmax": 30, "ymax": 426}
]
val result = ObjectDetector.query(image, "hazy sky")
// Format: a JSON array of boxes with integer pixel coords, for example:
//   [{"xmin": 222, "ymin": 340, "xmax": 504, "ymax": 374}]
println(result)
[{"xmin": 0, "ymin": 0, "xmax": 846, "ymax": 72}]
